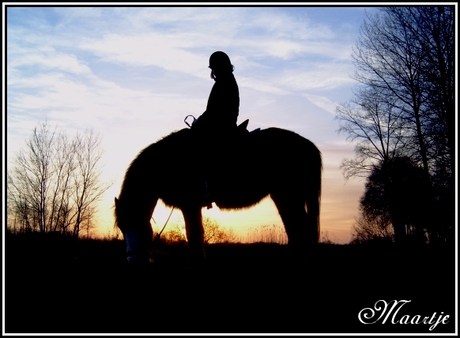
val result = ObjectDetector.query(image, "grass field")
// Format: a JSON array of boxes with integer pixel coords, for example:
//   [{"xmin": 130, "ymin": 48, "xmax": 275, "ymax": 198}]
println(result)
[{"xmin": 4, "ymin": 233, "xmax": 456, "ymax": 334}]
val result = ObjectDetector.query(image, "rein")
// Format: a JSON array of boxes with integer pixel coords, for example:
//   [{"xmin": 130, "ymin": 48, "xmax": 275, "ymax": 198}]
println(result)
[
  {"xmin": 152, "ymin": 117, "xmax": 190, "ymax": 243},
  {"xmin": 153, "ymin": 207, "xmax": 175, "ymax": 241}
]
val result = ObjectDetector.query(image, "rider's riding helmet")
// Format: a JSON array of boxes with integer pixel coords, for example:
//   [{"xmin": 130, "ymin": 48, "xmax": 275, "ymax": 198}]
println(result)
[{"xmin": 209, "ymin": 51, "xmax": 234, "ymax": 72}]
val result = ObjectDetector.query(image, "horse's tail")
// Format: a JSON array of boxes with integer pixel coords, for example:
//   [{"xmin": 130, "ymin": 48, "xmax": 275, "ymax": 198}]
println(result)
[{"xmin": 306, "ymin": 143, "xmax": 322, "ymax": 245}]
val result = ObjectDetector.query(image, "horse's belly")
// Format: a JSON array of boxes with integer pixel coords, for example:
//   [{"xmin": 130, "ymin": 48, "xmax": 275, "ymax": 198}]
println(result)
[{"xmin": 212, "ymin": 180, "xmax": 269, "ymax": 209}]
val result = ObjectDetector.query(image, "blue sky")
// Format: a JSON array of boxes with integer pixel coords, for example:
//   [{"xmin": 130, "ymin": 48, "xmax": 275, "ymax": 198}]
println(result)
[{"xmin": 5, "ymin": 4, "xmax": 381, "ymax": 243}]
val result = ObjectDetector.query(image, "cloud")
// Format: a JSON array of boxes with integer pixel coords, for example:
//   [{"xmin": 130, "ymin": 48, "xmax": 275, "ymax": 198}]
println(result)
[
  {"xmin": 80, "ymin": 32, "xmax": 206, "ymax": 78},
  {"xmin": 303, "ymin": 94, "xmax": 339, "ymax": 115},
  {"xmin": 238, "ymin": 76, "xmax": 289, "ymax": 96},
  {"xmin": 273, "ymin": 63, "xmax": 355, "ymax": 92},
  {"xmin": 7, "ymin": 6, "xmax": 365, "ymax": 144},
  {"xmin": 71, "ymin": 7, "xmax": 357, "ymax": 82},
  {"xmin": 246, "ymin": 9, "xmax": 334, "ymax": 40}
]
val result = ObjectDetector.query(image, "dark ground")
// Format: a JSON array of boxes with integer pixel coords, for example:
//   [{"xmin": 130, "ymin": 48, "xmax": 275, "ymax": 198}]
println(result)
[{"xmin": 4, "ymin": 233, "xmax": 457, "ymax": 335}]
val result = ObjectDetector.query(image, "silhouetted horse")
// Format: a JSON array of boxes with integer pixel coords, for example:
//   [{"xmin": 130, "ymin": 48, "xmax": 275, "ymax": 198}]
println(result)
[{"xmin": 114, "ymin": 126, "xmax": 322, "ymax": 265}]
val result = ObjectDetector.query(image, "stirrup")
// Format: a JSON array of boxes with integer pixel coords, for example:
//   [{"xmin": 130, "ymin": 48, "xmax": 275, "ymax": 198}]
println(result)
[{"xmin": 184, "ymin": 115, "xmax": 196, "ymax": 128}]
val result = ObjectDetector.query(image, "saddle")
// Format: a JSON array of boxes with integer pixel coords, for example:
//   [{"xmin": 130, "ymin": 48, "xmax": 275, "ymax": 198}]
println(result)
[
  {"xmin": 239, "ymin": 119, "xmax": 261, "ymax": 135},
  {"xmin": 184, "ymin": 117, "xmax": 258, "ymax": 209},
  {"xmin": 184, "ymin": 115, "xmax": 258, "ymax": 135},
  {"xmin": 238, "ymin": 119, "xmax": 249, "ymax": 132}
]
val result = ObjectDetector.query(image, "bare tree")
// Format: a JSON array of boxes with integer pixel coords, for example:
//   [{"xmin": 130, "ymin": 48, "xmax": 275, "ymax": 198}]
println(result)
[
  {"xmin": 343, "ymin": 8, "xmax": 429, "ymax": 174},
  {"xmin": 344, "ymin": 7, "xmax": 454, "ymax": 176},
  {"xmin": 336, "ymin": 87, "xmax": 406, "ymax": 179},
  {"xmin": 71, "ymin": 130, "xmax": 111, "ymax": 237},
  {"xmin": 49, "ymin": 132, "xmax": 77, "ymax": 233},
  {"xmin": 8, "ymin": 123, "xmax": 57, "ymax": 233},
  {"xmin": 386, "ymin": 7, "xmax": 455, "ymax": 176},
  {"xmin": 7, "ymin": 121, "xmax": 112, "ymax": 237},
  {"xmin": 336, "ymin": 7, "xmax": 454, "ymax": 243}
]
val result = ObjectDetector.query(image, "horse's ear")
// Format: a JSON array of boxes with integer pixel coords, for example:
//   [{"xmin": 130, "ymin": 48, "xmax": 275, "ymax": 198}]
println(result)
[{"xmin": 114, "ymin": 197, "xmax": 119, "ymax": 207}]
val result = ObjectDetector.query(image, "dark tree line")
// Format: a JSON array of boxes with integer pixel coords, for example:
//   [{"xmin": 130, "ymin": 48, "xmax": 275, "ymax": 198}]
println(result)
[
  {"xmin": 7, "ymin": 121, "xmax": 112, "ymax": 238},
  {"xmin": 336, "ymin": 7, "xmax": 454, "ymax": 244}
]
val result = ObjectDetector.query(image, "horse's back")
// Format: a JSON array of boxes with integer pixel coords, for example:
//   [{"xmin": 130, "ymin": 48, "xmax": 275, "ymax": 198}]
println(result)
[{"xmin": 249, "ymin": 127, "xmax": 321, "ymax": 163}]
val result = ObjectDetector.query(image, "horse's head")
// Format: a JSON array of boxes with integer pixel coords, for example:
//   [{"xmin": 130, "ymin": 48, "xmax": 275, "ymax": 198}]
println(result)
[{"xmin": 114, "ymin": 197, "xmax": 154, "ymax": 265}]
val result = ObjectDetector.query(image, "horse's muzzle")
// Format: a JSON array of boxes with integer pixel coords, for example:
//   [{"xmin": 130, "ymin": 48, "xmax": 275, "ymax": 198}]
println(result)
[{"xmin": 123, "ymin": 227, "xmax": 153, "ymax": 264}]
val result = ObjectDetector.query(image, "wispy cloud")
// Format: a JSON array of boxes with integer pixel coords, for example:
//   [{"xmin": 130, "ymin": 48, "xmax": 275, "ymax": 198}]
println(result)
[{"xmin": 8, "ymin": 6, "xmax": 362, "ymax": 102}]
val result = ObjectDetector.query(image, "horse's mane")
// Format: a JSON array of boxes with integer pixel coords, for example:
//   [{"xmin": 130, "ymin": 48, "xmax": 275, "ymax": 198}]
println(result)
[
  {"xmin": 129, "ymin": 128, "xmax": 188, "ymax": 166},
  {"xmin": 118, "ymin": 128, "xmax": 190, "ymax": 195},
  {"xmin": 115, "ymin": 129, "xmax": 183, "ymax": 229}
]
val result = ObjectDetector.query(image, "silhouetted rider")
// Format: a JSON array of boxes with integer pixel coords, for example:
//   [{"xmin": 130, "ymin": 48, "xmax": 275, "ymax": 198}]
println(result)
[
  {"xmin": 192, "ymin": 51, "xmax": 240, "ymax": 145},
  {"xmin": 191, "ymin": 51, "xmax": 241, "ymax": 208}
]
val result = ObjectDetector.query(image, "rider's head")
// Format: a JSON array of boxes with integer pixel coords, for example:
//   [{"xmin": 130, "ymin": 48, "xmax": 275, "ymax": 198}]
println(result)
[{"xmin": 209, "ymin": 51, "xmax": 234, "ymax": 79}]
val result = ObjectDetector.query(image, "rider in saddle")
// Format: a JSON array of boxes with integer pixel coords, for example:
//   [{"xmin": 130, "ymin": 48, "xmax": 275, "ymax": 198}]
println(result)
[
  {"xmin": 191, "ymin": 51, "xmax": 241, "ymax": 207},
  {"xmin": 192, "ymin": 51, "xmax": 240, "ymax": 144}
]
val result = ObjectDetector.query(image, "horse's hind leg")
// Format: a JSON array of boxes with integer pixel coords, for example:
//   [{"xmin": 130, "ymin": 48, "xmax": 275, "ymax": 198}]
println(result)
[
  {"xmin": 181, "ymin": 206, "xmax": 206, "ymax": 265},
  {"xmin": 271, "ymin": 194, "xmax": 314, "ymax": 262}
]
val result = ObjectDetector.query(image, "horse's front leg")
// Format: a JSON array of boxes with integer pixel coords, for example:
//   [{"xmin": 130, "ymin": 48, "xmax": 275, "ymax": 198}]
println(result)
[{"xmin": 181, "ymin": 206, "xmax": 206, "ymax": 265}]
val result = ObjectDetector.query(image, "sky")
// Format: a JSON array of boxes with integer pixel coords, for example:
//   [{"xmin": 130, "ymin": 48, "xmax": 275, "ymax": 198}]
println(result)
[{"xmin": 4, "ymin": 4, "xmax": 382, "ymax": 244}]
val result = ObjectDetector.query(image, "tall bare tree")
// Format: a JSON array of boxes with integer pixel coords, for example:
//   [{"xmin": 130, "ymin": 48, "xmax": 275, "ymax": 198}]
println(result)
[
  {"xmin": 7, "ymin": 121, "xmax": 112, "ymax": 237},
  {"xmin": 336, "ymin": 7, "xmax": 454, "ymax": 243},
  {"xmin": 343, "ymin": 8, "xmax": 429, "ymax": 174},
  {"xmin": 71, "ymin": 130, "xmax": 109, "ymax": 237},
  {"xmin": 49, "ymin": 132, "xmax": 77, "ymax": 233},
  {"xmin": 386, "ymin": 7, "xmax": 455, "ymax": 176},
  {"xmin": 8, "ymin": 122, "xmax": 57, "ymax": 233},
  {"xmin": 336, "ymin": 86, "xmax": 406, "ymax": 179}
]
